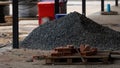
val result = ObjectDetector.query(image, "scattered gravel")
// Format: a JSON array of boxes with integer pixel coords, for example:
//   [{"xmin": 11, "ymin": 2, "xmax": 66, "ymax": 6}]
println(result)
[
  {"xmin": 0, "ymin": 33, "xmax": 8, "ymax": 38},
  {"xmin": 20, "ymin": 12, "xmax": 120, "ymax": 50}
]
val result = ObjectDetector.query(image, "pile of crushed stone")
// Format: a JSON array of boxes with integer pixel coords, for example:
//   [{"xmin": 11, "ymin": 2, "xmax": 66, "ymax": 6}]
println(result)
[{"xmin": 20, "ymin": 12, "xmax": 120, "ymax": 50}]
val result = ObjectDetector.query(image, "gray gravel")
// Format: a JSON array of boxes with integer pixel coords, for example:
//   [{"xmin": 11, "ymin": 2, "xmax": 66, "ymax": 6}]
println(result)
[{"xmin": 20, "ymin": 12, "xmax": 120, "ymax": 50}]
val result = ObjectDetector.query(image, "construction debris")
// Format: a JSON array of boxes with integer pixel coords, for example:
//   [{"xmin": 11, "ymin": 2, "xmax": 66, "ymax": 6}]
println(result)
[
  {"xmin": 80, "ymin": 44, "xmax": 97, "ymax": 56},
  {"xmin": 21, "ymin": 12, "xmax": 120, "ymax": 50},
  {"xmin": 51, "ymin": 45, "xmax": 77, "ymax": 56},
  {"xmin": 51, "ymin": 45, "xmax": 97, "ymax": 56},
  {"xmin": 45, "ymin": 45, "xmax": 111, "ymax": 65}
]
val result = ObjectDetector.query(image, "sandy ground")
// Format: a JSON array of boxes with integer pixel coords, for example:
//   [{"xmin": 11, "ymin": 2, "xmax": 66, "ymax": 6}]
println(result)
[
  {"xmin": 0, "ymin": 1, "xmax": 120, "ymax": 68},
  {"xmin": 0, "ymin": 49, "xmax": 120, "ymax": 68}
]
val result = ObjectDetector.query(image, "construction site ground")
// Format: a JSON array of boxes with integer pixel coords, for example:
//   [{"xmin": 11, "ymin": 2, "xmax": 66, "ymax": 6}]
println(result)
[{"xmin": 0, "ymin": 1, "xmax": 120, "ymax": 68}]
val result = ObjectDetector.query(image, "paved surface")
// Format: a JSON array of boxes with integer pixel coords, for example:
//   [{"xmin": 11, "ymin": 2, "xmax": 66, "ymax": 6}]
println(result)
[
  {"xmin": 88, "ymin": 5, "xmax": 120, "ymax": 32},
  {"xmin": 68, "ymin": 1, "xmax": 120, "ymax": 32}
]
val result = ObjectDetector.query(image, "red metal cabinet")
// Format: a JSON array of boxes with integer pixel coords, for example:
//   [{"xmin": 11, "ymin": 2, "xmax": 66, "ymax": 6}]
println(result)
[{"xmin": 38, "ymin": 2, "xmax": 55, "ymax": 25}]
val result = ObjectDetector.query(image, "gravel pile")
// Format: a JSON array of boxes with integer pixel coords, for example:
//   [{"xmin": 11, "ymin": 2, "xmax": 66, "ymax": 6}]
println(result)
[{"xmin": 20, "ymin": 12, "xmax": 120, "ymax": 50}]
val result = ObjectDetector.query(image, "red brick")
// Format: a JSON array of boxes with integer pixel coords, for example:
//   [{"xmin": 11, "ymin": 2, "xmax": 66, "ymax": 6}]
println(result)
[
  {"xmin": 54, "ymin": 47, "xmax": 74, "ymax": 53},
  {"xmin": 81, "ymin": 51, "xmax": 93, "ymax": 56},
  {"xmin": 84, "ymin": 45, "xmax": 91, "ymax": 51},
  {"xmin": 67, "ymin": 45, "xmax": 74, "ymax": 48},
  {"xmin": 80, "ymin": 44, "xmax": 85, "ymax": 52},
  {"xmin": 91, "ymin": 47, "xmax": 97, "ymax": 52},
  {"xmin": 51, "ymin": 52, "xmax": 62, "ymax": 56}
]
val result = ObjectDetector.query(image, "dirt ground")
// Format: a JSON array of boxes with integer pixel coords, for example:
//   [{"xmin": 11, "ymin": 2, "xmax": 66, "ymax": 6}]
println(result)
[
  {"xmin": 0, "ymin": 49, "xmax": 119, "ymax": 68},
  {"xmin": 0, "ymin": 22, "xmax": 120, "ymax": 68},
  {"xmin": 0, "ymin": 26, "xmax": 120, "ymax": 68}
]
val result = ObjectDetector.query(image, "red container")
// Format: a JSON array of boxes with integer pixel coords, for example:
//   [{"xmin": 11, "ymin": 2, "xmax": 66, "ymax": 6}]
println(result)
[
  {"xmin": 38, "ymin": 1, "xmax": 67, "ymax": 25},
  {"xmin": 38, "ymin": 2, "xmax": 55, "ymax": 25}
]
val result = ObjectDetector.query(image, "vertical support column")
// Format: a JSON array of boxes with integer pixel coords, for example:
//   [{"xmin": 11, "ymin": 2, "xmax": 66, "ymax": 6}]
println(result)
[
  {"xmin": 82, "ymin": 0, "xmax": 86, "ymax": 16},
  {"xmin": 55, "ymin": 0, "xmax": 59, "ymax": 14},
  {"xmin": 101, "ymin": 0, "xmax": 104, "ymax": 12},
  {"xmin": 0, "ymin": 5, "xmax": 5, "ymax": 23},
  {"xmin": 13, "ymin": 0, "xmax": 19, "ymax": 48},
  {"xmin": 115, "ymin": 0, "xmax": 118, "ymax": 6}
]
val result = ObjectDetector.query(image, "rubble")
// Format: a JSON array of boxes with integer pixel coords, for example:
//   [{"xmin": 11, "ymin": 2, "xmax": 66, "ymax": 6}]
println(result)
[
  {"xmin": 51, "ymin": 45, "xmax": 77, "ymax": 56},
  {"xmin": 80, "ymin": 44, "xmax": 97, "ymax": 56},
  {"xmin": 50, "ymin": 45, "xmax": 97, "ymax": 56}
]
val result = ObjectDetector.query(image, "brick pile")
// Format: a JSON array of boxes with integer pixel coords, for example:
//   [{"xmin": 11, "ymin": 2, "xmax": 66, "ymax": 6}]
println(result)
[
  {"xmin": 51, "ymin": 45, "xmax": 97, "ymax": 56},
  {"xmin": 51, "ymin": 45, "xmax": 77, "ymax": 56},
  {"xmin": 80, "ymin": 44, "xmax": 97, "ymax": 56}
]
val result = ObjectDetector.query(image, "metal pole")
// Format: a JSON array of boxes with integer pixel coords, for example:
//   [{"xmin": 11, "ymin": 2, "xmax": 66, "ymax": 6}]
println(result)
[
  {"xmin": 82, "ymin": 0, "xmax": 86, "ymax": 16},
  {"xmin": 115, "ymin": 0, "xmax": 118, "ymax": 6},
  {"xmin": 13, "ymin": 0, "xmax": 19, "ymax": 48},
  {"xmin": 101, "ymin": 0, "xmax": 104, "ymax": 11},
  {"xmin": 55, "ymin": 0, "xmax": 59, "ymax": 14},
  {"xmin": 0, "ymin": 6, "xmax": 5, "ymax": 23}
]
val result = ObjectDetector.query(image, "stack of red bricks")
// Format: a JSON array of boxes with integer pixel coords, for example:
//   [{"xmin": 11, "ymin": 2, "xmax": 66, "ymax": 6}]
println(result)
[
  {"xmin": 51, "ymin": 44, "xmax": 98, "ymax": 56},
  {"xmin": 51, "ymin": 45, "xmax": 77, "ymax": 56},
  {"xmin": 80, "ymin": 44, "xmax": 97, "ymax": 56}
]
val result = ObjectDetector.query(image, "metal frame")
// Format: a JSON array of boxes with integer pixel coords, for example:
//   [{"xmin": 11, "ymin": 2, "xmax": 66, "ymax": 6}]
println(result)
[
  {"xmin": 101, "ymin": 0, "xmax": 104, "ymax": 11},
  {"xmin": 0, "ymin": 5, "xmax": 5, "ymax": 23},
  {"xmin": 55, "ymin": 0, "xmax": 59, "ymax": 14},
  {"xmin": 100, "ymin": 0, "xmax": 119, "ymax": 12},
  {"xmin": 13, "ymin": 0, "xmax": 19, "ymax": 48},
  {"xmin": 115, "ymin": 0, "xmax": 118, "ymax": 6},
  {"xmin": 82, "ymin": 0, "xmax": 86, "ymax": 16}
]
